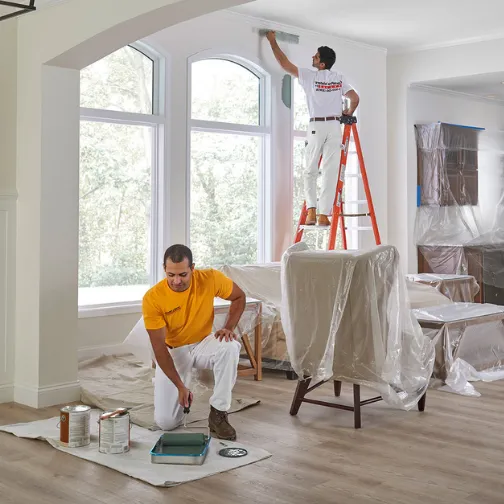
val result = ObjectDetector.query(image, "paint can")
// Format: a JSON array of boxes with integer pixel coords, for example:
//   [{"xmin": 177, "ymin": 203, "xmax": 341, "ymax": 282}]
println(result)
[
  {"xmin": 59, "ymin": 405, "xmax": 91, "ymax": 448},
  {"xmin": 98, "ymin": 408, "xmax": 130, "ymax": 454}
]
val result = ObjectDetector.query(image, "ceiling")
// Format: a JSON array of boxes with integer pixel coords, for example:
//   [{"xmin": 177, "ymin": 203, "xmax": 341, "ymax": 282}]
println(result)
[
  {"xmin": 416, "ymin": 72, "xmax": 504, "ymax": 104},
  {"xmin": 230, "ymin": 0, "xmax": 504, "ymax": 52}
]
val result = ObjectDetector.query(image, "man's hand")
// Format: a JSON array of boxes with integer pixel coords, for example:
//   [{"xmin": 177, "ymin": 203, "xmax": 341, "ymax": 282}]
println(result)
[
  {"xmin": 266, "ymin": 30, "xmax": 276, "ymax": 43},
  {"xmin": 178, "ymin": 386, "xmax": 193, "ymax": 409},
  {"xmin": 215, "ymin": 328, "xmax": 238, "ymax": 342}
]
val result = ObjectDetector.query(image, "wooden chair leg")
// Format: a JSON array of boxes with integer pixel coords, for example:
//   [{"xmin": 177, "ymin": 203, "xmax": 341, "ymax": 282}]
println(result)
[
  {"xmin": 290, "ymin": 378, "xmax": 311, "ymax": 416},
  {"xmin": 334, "ymin": 380, "xmax": 342, "ymax": 397},
  {"xmin": 418, "ymin": 392, "xmax": 427, "ymax": 412},
  {"xmin": 353, "ymin": 384, "xmax": 361, "ymax": 429}
]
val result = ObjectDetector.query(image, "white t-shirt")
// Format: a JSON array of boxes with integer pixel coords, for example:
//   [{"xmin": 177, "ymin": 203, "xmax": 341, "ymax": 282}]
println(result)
[{"xmin": 298, "ymin": 68, "xmax": 353, "ymax": 119}]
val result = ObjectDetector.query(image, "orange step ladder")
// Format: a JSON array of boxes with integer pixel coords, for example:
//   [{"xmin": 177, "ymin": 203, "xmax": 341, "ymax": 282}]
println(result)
[{"xmin": 294, "ymin": 115, "xmax": 381, "ymax": 250}]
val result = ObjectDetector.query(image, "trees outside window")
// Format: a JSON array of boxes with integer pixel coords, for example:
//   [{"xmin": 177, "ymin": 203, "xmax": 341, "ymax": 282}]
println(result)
[
  {"xmin": 79, "ymin": 45, "xmax": 161, "ymax": 308},
  {"xmin": 189, "ymin": 57, "xmax": 270, "ymax": 268}
]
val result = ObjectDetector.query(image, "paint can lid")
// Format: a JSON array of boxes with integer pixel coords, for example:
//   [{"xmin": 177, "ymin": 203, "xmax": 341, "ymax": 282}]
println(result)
[
  {"xmin": 218, "ymin": 447, "xmax": 248, "ymax": 458},
  {"xmin": 60, "ymin": 405, "xmax": 91, "ymax": 413}
]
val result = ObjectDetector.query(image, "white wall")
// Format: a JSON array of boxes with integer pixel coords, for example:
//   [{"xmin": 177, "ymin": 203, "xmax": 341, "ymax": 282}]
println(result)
[
  {"xmin": 1, "ymin": 0, "xmax": 252, "ymax": 407},
  {"xmin": 388, "ymin": 37, "xmax": 504, "ymax": 272}
]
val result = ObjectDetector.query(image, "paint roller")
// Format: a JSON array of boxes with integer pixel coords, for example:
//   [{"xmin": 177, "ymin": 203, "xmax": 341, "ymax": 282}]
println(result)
[{"xmin": 257, "ymin": 28, "xmax": 299, "ymax": 45}]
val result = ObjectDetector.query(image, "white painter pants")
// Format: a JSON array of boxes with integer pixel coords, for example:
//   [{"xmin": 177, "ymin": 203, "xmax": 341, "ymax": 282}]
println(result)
[
  {"xmin": 154, "ymin": 334, "xmax": 241, "ymax": 431},
  {"xmin": 304, "ymin": 120, "xmax": 343, "ymax": 216}
]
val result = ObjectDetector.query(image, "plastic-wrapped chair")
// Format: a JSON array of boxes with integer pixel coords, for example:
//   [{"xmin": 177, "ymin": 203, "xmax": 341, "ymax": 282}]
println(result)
[{"xmin": 281, "ymin": 243, "xmax": 434, "ymax": 428}]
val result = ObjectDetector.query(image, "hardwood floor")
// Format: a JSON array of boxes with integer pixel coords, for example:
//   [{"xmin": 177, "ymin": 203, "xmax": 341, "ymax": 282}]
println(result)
[{"xmin": 1, "ymin": 372, "xmax": 504, "ymax": 503}]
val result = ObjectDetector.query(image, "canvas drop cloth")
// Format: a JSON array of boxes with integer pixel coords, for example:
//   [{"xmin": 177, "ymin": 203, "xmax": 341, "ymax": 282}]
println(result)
[
  {"xmin": 79, "ymin": 354, "xmax": 260, "ymax": 430},
  {"xmin": 0, "ymin": 410, "xmax": 271, "ymax": 487}
]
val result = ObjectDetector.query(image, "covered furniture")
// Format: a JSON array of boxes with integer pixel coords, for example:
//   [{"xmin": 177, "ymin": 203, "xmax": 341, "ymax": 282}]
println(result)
[
  {"xmin": 280, "ymin": 243, "xmax": 434, "ymax": 428},
  {"xmin": 406, "ymin": 273, "xmax": 479, "ymax": 303},
  {"xmin": 413, "ymin": 303, "xmax": 504, "ymax": 394}
]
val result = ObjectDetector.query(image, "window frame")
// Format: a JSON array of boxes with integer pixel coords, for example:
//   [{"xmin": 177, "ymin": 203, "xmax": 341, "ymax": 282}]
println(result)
[
  {"xmin": 78, "ymin": 42, "xmax": 165, "ymax": 318},
  {"xmin": 186, "ymin": 51, "xmax": 272, "ymax": 265},
  {"xmin": 291, "ymin": 79, "xmax": 361, "ymax": 250}
]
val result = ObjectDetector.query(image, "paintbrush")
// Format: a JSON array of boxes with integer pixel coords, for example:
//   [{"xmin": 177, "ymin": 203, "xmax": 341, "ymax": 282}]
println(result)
[{"xmin": 257, "ymin": 28, "xmax": 300, "ymax": 45}]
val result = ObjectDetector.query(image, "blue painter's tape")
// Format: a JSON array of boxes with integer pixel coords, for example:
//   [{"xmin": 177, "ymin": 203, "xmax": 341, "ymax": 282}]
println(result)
[
  {"xmin": 417, "ymin": 185, "xmax": 421, "ymax": 207},
  {"xmin": 437, "ymin": 121, "xmax": 485, "ymax": 131}
]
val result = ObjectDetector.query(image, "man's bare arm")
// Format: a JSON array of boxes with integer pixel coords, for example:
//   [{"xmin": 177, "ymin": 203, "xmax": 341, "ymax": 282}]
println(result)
[
  {"xmin": 223, "ymin": 283, "xmax": 246, "ymax": 332},
  {"xmin": 266, "ymin": 31, "xmax": 299, "ymax": 78},
  {"xmin": 147, "ymin": 327, "xmax": 191, "ymax": 407},
  {"xmin": 343, "ymin": 90, "xmax": 360, "ymax": 115}
]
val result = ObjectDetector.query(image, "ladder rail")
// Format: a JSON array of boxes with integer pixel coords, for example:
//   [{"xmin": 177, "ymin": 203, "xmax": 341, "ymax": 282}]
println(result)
[{"xmin": 351, "ymin": 123, "xmax": 381, "ymax": 245}]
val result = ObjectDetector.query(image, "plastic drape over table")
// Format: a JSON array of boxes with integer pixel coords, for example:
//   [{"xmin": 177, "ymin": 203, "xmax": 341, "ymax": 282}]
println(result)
[
  {"xmin": 280, "ymin": 243, "xmax": 435, "ymax": 410},
  {"xmin": 406, "ymin": 273, "xmax": 479, "ymax": 302},
  {"xmin": 415, "ymin": 123, "xmax": 504, "ymax": 305},
  {"xmin": 413, "ymin": 303, "xmax": 504, "ymax": 396}
]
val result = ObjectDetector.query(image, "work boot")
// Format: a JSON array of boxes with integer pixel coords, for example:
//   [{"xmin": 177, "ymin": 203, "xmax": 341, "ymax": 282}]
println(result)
[
  {"xmin": 306, "ymin": 207, "xmax": 316, "ymax": 225},
  {"xmin": 208, "ymin": 406, "xmax": 236, "ymax": 441},
  {"xmin": 317, "ymin": 214, "xmax": 331, "ymax": 226}
]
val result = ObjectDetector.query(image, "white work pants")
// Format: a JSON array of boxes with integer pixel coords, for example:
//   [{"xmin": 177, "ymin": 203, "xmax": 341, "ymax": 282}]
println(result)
[
  {"xmin": 304, "ymin": 120, "xmax": 343, "ymax": 216},
  {"xmin": 154, "ymin": 334, "xmax": 241, "ymax": 431}
]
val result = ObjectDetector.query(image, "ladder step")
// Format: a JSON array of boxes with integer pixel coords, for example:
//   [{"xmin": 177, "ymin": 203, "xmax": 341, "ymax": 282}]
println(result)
[
  {"xmin": 341, "ymin": 213, "xmax": 370, "ymax": 217},
  {"xmin": 300, "ymin": 225, "xmax": 330, "ymax": 231},
  {"xmin": 344, "ymin": 200, "xmax": 367, "ymax": 205}
]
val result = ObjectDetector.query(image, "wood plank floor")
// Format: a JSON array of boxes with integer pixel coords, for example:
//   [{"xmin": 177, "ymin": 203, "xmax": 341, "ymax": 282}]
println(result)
[{"xmin": 1, "ymin": 371, "xmax": 504, "ymax": 504}]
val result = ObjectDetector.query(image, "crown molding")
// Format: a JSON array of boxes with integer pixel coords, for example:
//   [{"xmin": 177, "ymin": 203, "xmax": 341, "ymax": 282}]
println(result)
[
  {"xmin": 410, "ymin": 83, "xmax": 504, "ymax": 107},
  {"xmin": 389, "ymin": 32, "xmax": 504, "ymax": 55},
  {"xmin": 223, "ymin": 9, "xmax": 388, "ymax": 54}
]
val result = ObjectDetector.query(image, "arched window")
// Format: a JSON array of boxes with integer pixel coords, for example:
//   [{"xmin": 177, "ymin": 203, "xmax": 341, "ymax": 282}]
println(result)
[
  {"xmin": 79, "ymin": 45, "xmax": 162, "ymax": 310},
  {"xmin": 292, "ymin": 79, "xmax": 359, "ymax": 249},
  {"xmin": 189, "ymin": 56, "xmax": 270, "ymax": 267}
]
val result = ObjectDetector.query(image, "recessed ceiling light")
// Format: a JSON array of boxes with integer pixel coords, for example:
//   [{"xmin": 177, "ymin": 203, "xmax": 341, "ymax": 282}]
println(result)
[{"xmin": 501, "ymin": 81, "xmax": 504, "ymax": 85}]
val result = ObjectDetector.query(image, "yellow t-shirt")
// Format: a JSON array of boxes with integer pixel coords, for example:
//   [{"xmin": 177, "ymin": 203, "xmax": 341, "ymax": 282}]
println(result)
[{"xmin": 142, "ymin": 269, "xmax": 234, "ymax": 348}]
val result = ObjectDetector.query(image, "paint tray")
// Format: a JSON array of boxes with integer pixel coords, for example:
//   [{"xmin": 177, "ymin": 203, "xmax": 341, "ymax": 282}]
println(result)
[{"xmin": 150, "ymin": 427, "xmax": 210, "ymax": 465}]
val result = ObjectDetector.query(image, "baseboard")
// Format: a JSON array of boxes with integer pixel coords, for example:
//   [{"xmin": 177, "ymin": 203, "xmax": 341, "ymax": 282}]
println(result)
[
  {"xmin": 0, "ymin": 383, "xmax": 14, "ymax": 403},
  {"xmin": 77, "ymin": 343, "xmax": 127, "ymax": 362},
  {"xmin": 14, "ymin": 381, "xmax": 81, "ymax": 409}
]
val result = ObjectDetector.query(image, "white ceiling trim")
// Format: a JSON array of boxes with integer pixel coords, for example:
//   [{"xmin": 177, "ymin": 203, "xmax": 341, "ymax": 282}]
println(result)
[
  {"xmin": 224, "ymin": 10, "xmax": 388, "ymax": 54},
  {"xmin": 389, "ymin": 31, "xmax": 504, "ymax": 55},
  {"xmin": 410, "ymin": 83, "xmax": 504, "ymax": 106}
]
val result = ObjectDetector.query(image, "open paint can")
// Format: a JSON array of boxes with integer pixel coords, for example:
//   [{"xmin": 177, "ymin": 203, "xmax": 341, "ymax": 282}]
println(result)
[
  {"xmin": 59, "ymin": 405, "xmax": 91, "ymax": 448},
  {"xmin": 99, "ymin": 408, "xmax": 131, "ymax": 454}
]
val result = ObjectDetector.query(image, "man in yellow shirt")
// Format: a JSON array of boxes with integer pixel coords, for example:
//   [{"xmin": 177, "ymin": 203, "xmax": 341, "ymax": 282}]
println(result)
[{"xmin": 142, "ymin": 244, "xmax": 246, "ymax": 440}]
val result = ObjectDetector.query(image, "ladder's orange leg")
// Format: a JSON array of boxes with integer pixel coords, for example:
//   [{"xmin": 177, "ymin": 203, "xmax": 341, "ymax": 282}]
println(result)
[
  {"xmin": 294, "ymin": 201, "xmax": 307, "ymax": 243},
  {"xmin": 352, "ymin": 124, "xmax": 381, "ymax": 245},
  {"xmin": 340, "ymin": 213, "xmax": 348, "ymax": 250}
]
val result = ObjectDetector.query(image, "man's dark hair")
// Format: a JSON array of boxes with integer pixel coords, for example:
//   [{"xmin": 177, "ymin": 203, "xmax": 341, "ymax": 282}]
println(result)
[
  {"xmin": 163, "ymin": 244, "xmax": 193, "ymax": 267},
  {"xmin": 318, "ymin": 46, "xmax": 336, "ymax": 70}
]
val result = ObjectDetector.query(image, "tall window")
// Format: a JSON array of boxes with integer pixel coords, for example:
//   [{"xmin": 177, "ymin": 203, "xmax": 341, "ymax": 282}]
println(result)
[
  {"xmin": 292, "ymin": 79, "xmax": 359, "ymax": 249},
  {"xmin": 79, "ymin": 45, "xmax": 161, "ymax": 309},
  {"xmin": 189, "ymin": 57, "xmax": 269, "ymax": 267}
]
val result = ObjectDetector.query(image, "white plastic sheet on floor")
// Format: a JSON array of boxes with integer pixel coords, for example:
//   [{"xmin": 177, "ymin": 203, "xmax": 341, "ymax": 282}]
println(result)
[
  {"xmin": 280, "ymin": 243, "xmax": 435, "ymax": 410},
  {"xmin": 413, "ymin": 303, "xmax": 504, "ymax": 396}
]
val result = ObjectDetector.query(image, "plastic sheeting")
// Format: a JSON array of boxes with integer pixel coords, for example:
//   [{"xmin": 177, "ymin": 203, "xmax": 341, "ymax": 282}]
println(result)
[
  {"xmin": 406, "ymin": 273, "xmax": 479, "ymax": 302},
  {"xmin": 414, "ymin": 123, "xmax": 504, "ymax": 305},
  {"xmin": 413, "ymin": 303, "xmax": 504, "ymax": 396},
  {"xmin": 280, "ymin": 242, "xmax": 435, "ymax": 410}
]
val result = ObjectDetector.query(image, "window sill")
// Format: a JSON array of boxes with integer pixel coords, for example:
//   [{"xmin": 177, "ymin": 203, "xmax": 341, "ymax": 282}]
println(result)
[{"xmin": 78, "ymin": 302, "xmax": 142, "ymax": 319}]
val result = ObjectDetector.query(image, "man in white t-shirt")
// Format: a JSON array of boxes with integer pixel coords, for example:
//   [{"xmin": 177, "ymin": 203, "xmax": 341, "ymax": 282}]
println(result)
[{"xmin": 266, "ymin": 31, "xmax": 360, "ymax": 226}]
